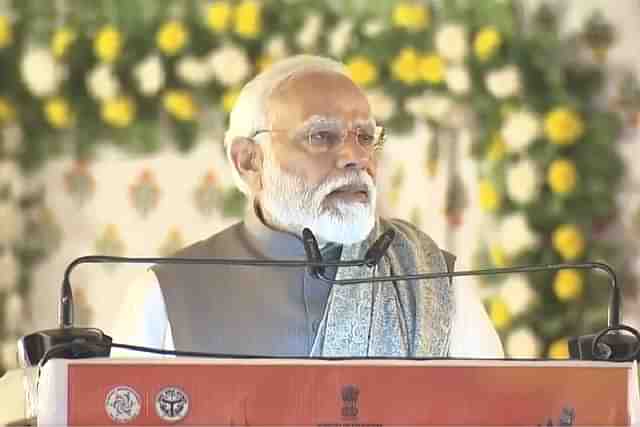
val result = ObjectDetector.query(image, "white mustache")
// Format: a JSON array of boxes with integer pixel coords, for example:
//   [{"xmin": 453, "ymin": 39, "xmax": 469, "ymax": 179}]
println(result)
[{"xmin": 314, "ymin": 171, "xmax": 376, "ymax": 203}]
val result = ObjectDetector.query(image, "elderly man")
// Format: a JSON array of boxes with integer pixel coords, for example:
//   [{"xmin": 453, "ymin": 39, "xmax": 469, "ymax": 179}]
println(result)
[{"xmin": 113, "ymin": 55, "xmax": 503, "ymax": 358}]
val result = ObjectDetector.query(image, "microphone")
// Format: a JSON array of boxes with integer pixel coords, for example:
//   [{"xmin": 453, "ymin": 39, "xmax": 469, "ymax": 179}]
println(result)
[
  {"xmin": 363, "ymin": 228, "xmax": 396, "ymax": 267},
  {"xmin": 19, "ymin": 230, "xmax": 639, "ymax": 365},
  {"xmin": 302, "ymin": 228, "xmax": 325, "ymax": 279},
  {"xmin": 18, "ymin": 251, "xmax": 376, "ymax": 367},
  {"xmin": 300, "ymin": 228, "xmax": 638, "ymax": 362}
]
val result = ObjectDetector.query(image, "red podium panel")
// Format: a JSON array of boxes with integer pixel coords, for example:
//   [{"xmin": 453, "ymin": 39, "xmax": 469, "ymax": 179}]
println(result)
[{"xmin": 37, "ymin": 358, "xmax": 640, "ymax": 426}]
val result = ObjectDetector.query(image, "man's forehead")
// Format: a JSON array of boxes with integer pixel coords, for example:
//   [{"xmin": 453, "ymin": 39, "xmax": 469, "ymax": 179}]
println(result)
[{"xmin": 267, "ymin": 69, "xmax": 371, "ymax": 126}]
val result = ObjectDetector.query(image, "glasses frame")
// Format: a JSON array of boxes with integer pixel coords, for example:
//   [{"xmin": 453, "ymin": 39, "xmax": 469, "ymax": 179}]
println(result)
[{"xmin": 250, "ymin": 124, "xmax": 386, "ymax": 153}]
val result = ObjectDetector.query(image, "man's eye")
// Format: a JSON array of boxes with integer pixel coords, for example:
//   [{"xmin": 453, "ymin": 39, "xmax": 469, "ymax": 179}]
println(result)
[
  {"xmin": 309, "ymin": 131, "xmax": 338, "ymax": 145},
  {"xmin": 357, "ymin": 133, "xmax": 375, "ymax": 145}
]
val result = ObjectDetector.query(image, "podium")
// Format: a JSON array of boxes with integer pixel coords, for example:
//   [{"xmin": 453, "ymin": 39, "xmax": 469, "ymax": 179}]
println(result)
[{"xmin": 36, "ymin": 358, "xmax": 639, "ymax": 426}]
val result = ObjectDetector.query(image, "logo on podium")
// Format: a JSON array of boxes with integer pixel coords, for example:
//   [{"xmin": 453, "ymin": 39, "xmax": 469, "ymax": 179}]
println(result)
[
  {"xmin": 155, "ymin": 386, "xmax": 190, "ymax": 422},
  {"xmin": 104, "ymin": 386, "xmax": 141, "ymax": 424},
  {"xmin": 341, "ymin": 384, "xmax": 360, "ymax": 418}
]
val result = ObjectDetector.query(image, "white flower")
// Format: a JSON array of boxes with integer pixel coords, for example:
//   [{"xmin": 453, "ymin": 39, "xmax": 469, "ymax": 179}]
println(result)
[
  {"xmin": 0, "ymin": 251, "xmax": 19, "ymax": 292},
  {"xmin": 363, "ymin": 19, "xmax": 386, "ymax": 38},
  {"xmin": 296, "ymin": 14, "xmax": 323, "ymax": 50},
  {"xmin": 21, "ymin": 47, "xmax": 64, "ymax": 97},
  {"xmin": 86, "ymin": 64, "xmax": 120, "ymax": 101},
  {"xmin": 498, "ymin": 213, "xmax": 539, "ymax": 257},
  {"xmin": 1, "ymin": 340, "xmax": 18, "ymax": 370},
  {"xmin": 176, "ymin": 56, "xmax": 213, "ymax": 87},
  {"xmin": 405, "ymin": 93, "xmax": 453, "ymax": 123},
  {"xmin": 506, "ymin": 327, "xmax": 542, "ymax": 358},
  {"xmin": 445, "ymin": 66, "xmax": 471, "ymax": 95},
  {"xmin": 133, "ymin": 55, "xmax": 165, "ymax": 96},
  {"xmin": 208, "ymin": 44, "xmax": 251, "ymax": 87},
  {"xmin": 266, "ymin": 35, "xmax": 289, "ymax": 59},
  {"xmin": 506, "ymin": 158, "xmax": 540, "ymax": 204},
  {"xmin": 329, "ymin": 20, "xmax": 354, "ymax": 58},
  {"xmin": 0, "ymin": 201, "xmax": 22, "ymax": 244},
  {"xmin": 501, "ymin": 110, "xmax": 541, "ymax": 152},
  {"xmin": 0, "ymin": 160, "xmax": 22, "ymax": 197},
  {"xmin": 4, "ymin": 293, "xmax": 24, "ymax": 335},
  {"xmin": 367, "ymin": 89, "xmax": 395, "ymax": 121},
  {"xmin": 486, "ymin": 65, "xmax": 522, "ymax": 99},
  {"xmin": 435, "ymin": 24, "xmax": 468, "ymax": 63},
  {"xmin": 499, "ymin": 274, "xmax": 536, "ymax": 316},
  {"xmin": 1, "ymin": 124, "xmax": 22, "ymax": 155}
]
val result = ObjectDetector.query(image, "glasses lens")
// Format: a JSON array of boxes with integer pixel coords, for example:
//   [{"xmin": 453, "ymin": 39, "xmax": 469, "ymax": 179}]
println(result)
[{"xmin": 307, "ymin": 123, "xmax": 342, "ymax": 147}]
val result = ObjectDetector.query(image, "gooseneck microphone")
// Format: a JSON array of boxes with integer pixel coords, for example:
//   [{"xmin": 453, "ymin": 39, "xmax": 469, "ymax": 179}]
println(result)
[
  {"xmin": 20, "ymin": 230, "xmax": 392, "ymax": 367},
  {"xmin": 301, "ymin": 229, "xmax": 639, "ymax": 362},
  {"xmin": 363, "ymin": 228, "xmax": 396, "ymax": 267},
  {"xmin": 302, "ymin": 228, "xmax": 325, "ymax": 279},
  {"xmin": 19, "ymin": 227, "xmax": 639, "ymax": 366}
]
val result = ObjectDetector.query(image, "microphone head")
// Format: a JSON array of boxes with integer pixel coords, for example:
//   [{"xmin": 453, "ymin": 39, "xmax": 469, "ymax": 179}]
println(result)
[
  {"xmin": 302, "ymin": 228, "xmax": 325, "ymax": 279},
  {"xmin": 569, "ymin": 325, "xmax": 640, "ymax": 361},
  {"xmin": 18, "ymin": 328, "xmax": 112, "ymax": 367},
  {"xmin": 364, "ymin": 228, "xmax": 396, "ymax": 267}
]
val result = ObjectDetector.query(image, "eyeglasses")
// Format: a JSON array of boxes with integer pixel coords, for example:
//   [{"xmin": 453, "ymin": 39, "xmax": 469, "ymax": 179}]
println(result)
[{"xmin": 251, "ymin": 120, "xmax": 386, "ymax": 153}]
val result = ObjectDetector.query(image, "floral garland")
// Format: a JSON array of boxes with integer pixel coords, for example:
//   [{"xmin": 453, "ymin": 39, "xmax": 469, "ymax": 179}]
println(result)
[{"xmin": 0, "ymin": 0, "xmax": 638, "ymax": 368}]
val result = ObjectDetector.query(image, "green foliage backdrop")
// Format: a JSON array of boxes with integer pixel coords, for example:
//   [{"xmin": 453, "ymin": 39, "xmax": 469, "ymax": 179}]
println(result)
[{"xmin": 0, "ymin": 0, "xmax": 638, "ymax": 369}]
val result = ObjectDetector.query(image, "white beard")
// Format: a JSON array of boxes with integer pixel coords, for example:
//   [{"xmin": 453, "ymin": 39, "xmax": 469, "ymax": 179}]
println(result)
[{"xmin": 258, "ymin": 146, "xmax": 377, "ymax": 245}]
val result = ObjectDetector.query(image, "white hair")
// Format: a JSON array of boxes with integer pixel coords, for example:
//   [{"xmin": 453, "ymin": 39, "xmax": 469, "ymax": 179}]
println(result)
[{"xmin": 224, "ymin": 55, "xmax": 348, "ymax": 195}]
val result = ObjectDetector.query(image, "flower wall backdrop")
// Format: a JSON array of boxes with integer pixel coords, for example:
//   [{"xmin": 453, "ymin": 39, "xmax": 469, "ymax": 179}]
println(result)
[{"xmin": 0, "ymin": 0, "xmax": 639, "ymax": 370}]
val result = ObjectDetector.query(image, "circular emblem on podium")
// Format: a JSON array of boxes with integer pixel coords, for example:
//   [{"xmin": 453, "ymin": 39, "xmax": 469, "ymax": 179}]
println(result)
[
  {"xmin": 155, "ymin": 386, "xmax": 190, "ymax": 422},
  {"xmin": 104, "ymin": 386, "xmax": 141, "ymax": 424}
]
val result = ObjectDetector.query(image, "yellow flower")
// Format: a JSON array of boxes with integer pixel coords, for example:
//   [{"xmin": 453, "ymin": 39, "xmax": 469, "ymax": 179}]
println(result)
[
  {"xmin": 553, "ymin": 269, "xmax": 584, "ymax": 301},
  {"xmin": 487, "ymin": 133, "xmax": 506, "ymax": 162},
  {"xmin": 547, "ymin": 159, "xmax": 577, "ymax": 194},
  {"xmin": 474, "ymin": 26, "xmax": 502, "ymax": 61},
  {"xmin": 419, "ymin": 53, "xmax": 445, "ymax": 84},
  {"xmin": 391, "ymin": 48, "xmax": 421, "ymax": 85},
  {"xmin": 392, "ymin": 2, "xmax": 429, "ymax": 32},
  {"xmin": 552, "ymin": 224, "xmax": 585, "ymax": 261},
  {"xmin": 0, "ymin": 15, "xmax": 13, "ymax": 48},
  {"xmin": 544, "ymin": 107, "xmax": 585, "ymax": 145},
  {"xmin": 222, "ymin": 88, "xmax": 240, "ymax": 113},
  {"xmin": 44, "ymin": 97, "xmax": 74, "ymax": 129},
  {"xmin": 346, "ymin": 56, "xmax": 378, "ymax": 87},
  {"xmin": 163, "ymin": 90, "xmax": 198, "ymax": 121},
  {"xmin": 94, "ymin": 25, "xmax": 123, "ymax": 63},
  {"xmin": 51, "ymin": 27, "xmax": 77, "ymax": 58},
  {"xmin": 206, "ymin": 1, "xmax": 232, "ymax": 32},
  {"xmin": 101, "ymin": 96, "xmax": 136, "ymax": 128},
  {"xmin": 489, "ymin": 298, "xmax": 511, "ymax": 330},
  {"xmin": 548, "ymin": 338, "xmax": 570, "ymax": 359},
  {"xmin": 489, "ymin": 244, "xmax": 509, "ymax": 267},
  {"xmin": 0, "ymin": 97, "xmax": 16, "ymax": 123},
  {"xmin": 479, "ymin": 179, "xmax": 501, "ymax": 212},
  {"xmin": 156, "ymin": 21, "xmax": 189, "ymax": 56},
  {"xmin": 234, "ymin": 0, "xmax": 262, "ymax": 39}
]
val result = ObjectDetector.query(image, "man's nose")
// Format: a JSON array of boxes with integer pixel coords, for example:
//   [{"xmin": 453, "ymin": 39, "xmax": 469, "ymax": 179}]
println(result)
[{"xmin": 336, "ymin": 138, "xmax": 371, "ymax": 170}]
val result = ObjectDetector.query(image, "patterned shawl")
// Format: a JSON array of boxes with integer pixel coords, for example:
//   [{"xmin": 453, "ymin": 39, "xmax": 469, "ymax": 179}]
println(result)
[{"xmin": 310, "ymin": 218, "xmax": 454, "ymax": 357}]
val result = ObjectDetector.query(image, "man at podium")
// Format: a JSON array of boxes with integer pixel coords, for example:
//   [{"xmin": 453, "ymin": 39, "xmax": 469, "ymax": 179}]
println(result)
[{"xmin": 112, "ymin": 55, "xmax": 503, "ymax": 359}]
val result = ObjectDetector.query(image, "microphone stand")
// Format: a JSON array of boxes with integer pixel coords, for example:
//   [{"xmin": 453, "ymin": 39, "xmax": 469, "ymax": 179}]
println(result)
[
  {"xmin": 19, "ymin": 234, "xmax": 385, "ymax": 367},
  {"xmin": 18, "ymin": 228, "xmax": 640, "ymax": 366},
  {"xmin": 303, "ymin": 233, "xmax": 639, "ymax": 362}
]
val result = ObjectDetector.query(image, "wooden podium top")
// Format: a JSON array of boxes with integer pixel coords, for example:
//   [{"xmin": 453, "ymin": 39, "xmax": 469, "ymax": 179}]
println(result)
[{"xmin": 37, "ymin": 358, "xmax": 640, "ymax": 426}]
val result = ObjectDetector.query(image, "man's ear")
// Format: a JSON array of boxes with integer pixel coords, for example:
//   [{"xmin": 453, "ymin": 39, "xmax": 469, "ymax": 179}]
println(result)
[{"xmin": 230, "ymin": 137, "xmax": 264, "ymax": 193}]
